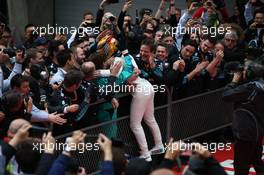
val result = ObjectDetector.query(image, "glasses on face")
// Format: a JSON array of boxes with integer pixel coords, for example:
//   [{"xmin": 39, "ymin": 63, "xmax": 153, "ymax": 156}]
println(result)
[
  {"xmin": 107, "ymin": 16, "xmax": 116, "ymax": 22},
  {"xmin": 2, "ymin": 35, "xmax": 11, "ymax": 39},
  {"xmin": 225, "ymin": 38, "xmax": 236, "ymax": 43}
]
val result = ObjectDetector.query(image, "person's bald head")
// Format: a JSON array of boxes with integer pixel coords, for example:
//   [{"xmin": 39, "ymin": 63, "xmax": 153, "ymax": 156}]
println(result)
[
  {"xmin": 8, "ymin": 119, "xmax": 30, "ymax": 139},
  {"xmin": 150, "ymin": 169, "xmax": 175, "ymax": 175},
  {"xmin": 81, "ymin": 61, "xmax": 96, "ymax": 79}
]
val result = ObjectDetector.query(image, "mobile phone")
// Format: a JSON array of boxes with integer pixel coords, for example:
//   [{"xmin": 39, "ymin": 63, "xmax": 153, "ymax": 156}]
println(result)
[
  {"xmin": 111, "ymin": 138, "xmax": 124, "ymax": 148},
  {"xmin": 107, "ymin": 0, "xmax": 119, "ymax": 4},
  {"xmin": 30, "ymin": 125, "xmax": 49, "ymax": 132},
  {"xmin": 256, "ymin": 24, "xmax": 264, "ymax": 28},
  {"xmin": 24, "ymin": 92, "xmax": 33, "ymax": 103},
  {"xmin": 84, "ymin": 134, "xmax": 99, "ymax": 143},
  {"xmin": 29, "ymin": 125, "xmax": 49, "ymax": 138},
  {"xmin": 135, "ymin": 9, "xmax": 139, "ymax": 25}
]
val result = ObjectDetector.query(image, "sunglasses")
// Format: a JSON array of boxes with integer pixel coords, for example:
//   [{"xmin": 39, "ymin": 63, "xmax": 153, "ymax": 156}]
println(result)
[{"xmin": 145, "ymin": 29, "xmax": 154, "ymax": 34}]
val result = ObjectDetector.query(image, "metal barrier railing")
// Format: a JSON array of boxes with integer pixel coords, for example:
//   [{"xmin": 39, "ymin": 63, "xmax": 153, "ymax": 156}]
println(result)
[{"xmin": 55, "ymin": 87, "xmax": 233, "ymax": 174}]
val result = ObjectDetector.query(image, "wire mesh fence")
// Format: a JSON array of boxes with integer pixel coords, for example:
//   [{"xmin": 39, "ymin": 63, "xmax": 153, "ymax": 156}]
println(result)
[{"xmin": 55, "ymin": 88, "xmax": 233, "ymax": 174}]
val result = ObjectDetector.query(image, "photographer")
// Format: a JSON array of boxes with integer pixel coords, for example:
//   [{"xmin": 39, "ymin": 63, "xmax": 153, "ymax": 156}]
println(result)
[
  {"xmin": 10, "ymin": 74, "xmax": 66, "ymax": 126},
  {"xmin": 28, "ymin": 64, "xmax": 50, "ymax": 110},
  {"xmin": 49, "ymin": 49, "xmax": 75, "ymax": 87},
  {"xmin": 0, "ymin": 42, "xmax": 15, "ymax": 79},
  {"xmin": 46, "ymin": 40, "xmax": 66, "ymax": 78},
  {"xmin": 100, "ymin": 12, "xmax": 120, "ymax": 34},
  {"xmin": 71, "ymin": 44, "xmax": 86, "ymax": 70},
  {"xmin": 192, "ymin": 0, "xmax": 228, "ymax": 22},
  {"xmin": 24, "ymin": 24, "xmax": 38, "ymax": 49},
  {"xmin": 245, "ymin": 7, "xmax": 264, "ymax": 42},
  {"xmin": 222, "ymin": 61, "xmax": 264, "ymax": 175},
  {"xmin": 152, "ymin": 139, "xmax": 227, "ymax": 175},
  {"xmin": 0, "ymin": 45, "xmax": 24, "ymax": 97},
  {"xmin": 1, "ymin": 26, "xmax": 13, "ymax": 48},
  {"xmin": 223, "ymin": 31, "xmax": 246, "ymax": 63},
  {"xmin": 117, "ymin": 0, "xmax": 143, "ymax": 55},
  {"xmin": 154, "ymin": 0, "xmax": 179, "ymax": 26},
  {"xmin": 67, "ymin": 11, "xmax": 96, "ymax": 48},
  {"xmin": 0, "ymin": 91, "xmax": 31, "ymax": 139},
  {"xmin": 117, "ymin": 0, "xmax": 132, "ymax": 33}
]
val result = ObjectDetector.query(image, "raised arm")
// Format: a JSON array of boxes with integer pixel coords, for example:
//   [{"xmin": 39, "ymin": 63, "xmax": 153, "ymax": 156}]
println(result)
[{"xmin": 155, "ymin": 0, "xmax": 166, "ymax": 20}]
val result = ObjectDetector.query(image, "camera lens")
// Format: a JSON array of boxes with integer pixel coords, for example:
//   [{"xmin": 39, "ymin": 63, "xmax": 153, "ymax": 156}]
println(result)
[
  {"xmin": 207, "ymin": 2, "xmax": 212, "ymax": 6},
  {"xmin": 109, "ymin": 16, "xmax": 116, "ymax": 22},
  {"xmin": 3, "ymin": 48, "xmax": 16, "ymax": 58},
  {"xmin": 164, "ymin": 63, "xmax": 169, "ymax": 69},
  {"xmin": 40, "ymin": 70, "xmax": 49, "ymax": 80}
]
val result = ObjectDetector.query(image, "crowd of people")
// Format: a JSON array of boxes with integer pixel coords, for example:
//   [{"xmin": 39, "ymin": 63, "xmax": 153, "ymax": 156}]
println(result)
[{"xmin": 0, "ymin": 0, "xmax": 264, "ymax": 174}]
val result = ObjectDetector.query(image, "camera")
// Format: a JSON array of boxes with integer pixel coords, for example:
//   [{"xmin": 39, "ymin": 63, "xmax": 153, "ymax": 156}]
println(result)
[
  {"xmin": 224, "ymin": 61, "xmax": 244, "ymax": 73},
  {"xmin": 156, "ymin": 61, "xmax": 170, "ymax": 72},
  {"xmin": 39, "ymin": 94, "xmax": 48, "ymax": 110},
  {"xmin": 109, "ymin": 16, "xmax": 116, "ymax": 22},
  {"xmin": 107, "ymin": 0, "xmax": 119, "ymax": 4},
  {"xmin": 30, "ymin": 64, "xmax": 49, "ymax": 81},
  {"xmin": 225, "ymin": 61, "xmax": 264, "ymax": 81},
  {"xmin": 256, "ymin": 23, "xmax": 264, "ymax": 28},
  {"xmin": 3, "ymin": 48, "xmax": 16, "ymax": 58},
  {"xmin": 24, "ymin": 92, "xmax": 33, "ymax": 103},
  {"xmin": 82, "ymin": 22, "xmax": 96, "ymax": 28},
  {"xmin": 206, "ymin": 1, "xmax": 213, "ymax": 7},
  {"xmin": 29, "ymin": 125, "xmax": 49, "ymax": 138},
  {"xmin": 40, "ymin": 70, "xmax": 49, "ymax": 81},
  {"xmin": 163, "ymin": 62, "xmax": 170, "ymax": 70}
]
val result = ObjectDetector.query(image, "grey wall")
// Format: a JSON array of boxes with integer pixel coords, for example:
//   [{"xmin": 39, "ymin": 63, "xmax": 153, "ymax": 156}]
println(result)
[
  {"xmin": 55, "ymin": 0, "xmax": 236, "ymax": 28},
  {"xmin": 7, "ymin": 0, "xmax": 236, "ymax": 43},
  {"xmin": 55, "ymin": 0, "xmax": 164, "ymax": 27},
  {"xmin": 8, "ymin": 0, "xmax": 54, "ymax": 43}
]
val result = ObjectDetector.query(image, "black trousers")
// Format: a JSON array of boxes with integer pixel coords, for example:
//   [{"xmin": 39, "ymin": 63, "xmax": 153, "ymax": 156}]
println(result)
[{"xmin": 234, "ymin": 137, "xmax": 264, "ymax": 175}]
